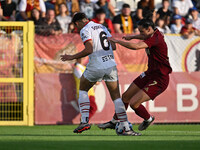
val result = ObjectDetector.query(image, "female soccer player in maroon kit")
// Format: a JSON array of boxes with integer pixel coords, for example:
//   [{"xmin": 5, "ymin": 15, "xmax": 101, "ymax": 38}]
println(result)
[{"xmin": 98, "ymin": 18, "xmax": 172, "ymax": 131}]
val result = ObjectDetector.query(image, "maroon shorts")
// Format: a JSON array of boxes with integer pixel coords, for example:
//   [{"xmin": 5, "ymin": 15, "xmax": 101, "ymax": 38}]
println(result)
[{"xmin": 133, "ymin": 72, "xmax": 169, "ymax": 100}]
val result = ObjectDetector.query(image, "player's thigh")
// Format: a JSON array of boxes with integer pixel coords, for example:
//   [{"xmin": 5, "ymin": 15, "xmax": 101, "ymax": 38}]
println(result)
[
  {"xmin": 123, "ymin": 72, "xmax": 150, "ymax": 103},
  {"xmin": 79, "ymin": 75, "xmax": 96, "ymax": 91},
  {"xmin": 104, "ymin": 66, "xmax": 120, "ymax": 100},
  {"xmin": 105, "ymin": 80, "xmax": 121, "ymax": 101},
  {"xmin": 103, "ymin": 66, "xmax": 118, "ymax": 82},
  {"xmin": 122, "ymin": 82, "xmax": 141, "ymax": 103},
  {"xmin": 83, "ymin": 67, "xmax": 104, "ymax": 83},
  {"xmin": 129, "ymin": 90, "xmax": 151, "ymax": 109}
]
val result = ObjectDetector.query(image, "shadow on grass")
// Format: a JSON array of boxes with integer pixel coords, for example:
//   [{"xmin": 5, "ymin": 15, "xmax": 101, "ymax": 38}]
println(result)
[
  {"xmin": 0, "ymin": 134, "xmax": 117, "ymax": 137},
  {"xmin": 0, "ymin": 133, "xmax": 200, "ymax": 137},
  {"xmin": 0, "ymin": 140, "xmax": 199, "ymax": 150}
]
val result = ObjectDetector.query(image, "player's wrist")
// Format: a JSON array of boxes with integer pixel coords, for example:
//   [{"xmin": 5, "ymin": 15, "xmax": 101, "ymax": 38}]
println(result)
[
  {"xmin": 71, "ymin": 55, "xmax": 76, "ymax": 60},
  {"xmin": 116, "ymin": 40, "xmax": 120, "ymax": 44}
]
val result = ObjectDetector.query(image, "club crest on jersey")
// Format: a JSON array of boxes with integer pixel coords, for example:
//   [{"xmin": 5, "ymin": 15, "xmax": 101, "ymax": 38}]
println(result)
[{"xmin": 81, "ymin": 33, "xmax": 88, "ymax": 41}]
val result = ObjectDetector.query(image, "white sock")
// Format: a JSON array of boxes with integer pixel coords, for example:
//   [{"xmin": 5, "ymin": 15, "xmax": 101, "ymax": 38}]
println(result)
[
  {"xmin": 147, "ymin": 116, "xmax": 153, "ymax": 122},
  {"xmin": 111, "ymin": 118, "xmax": 118, "ymax": 123},
  {"xmin": 78, "ymin": 90, "xmax": 90, "ymax": 123},
  {"xmin": 114, "ymin": 98, "xmax": 130, "ymax": 130}
]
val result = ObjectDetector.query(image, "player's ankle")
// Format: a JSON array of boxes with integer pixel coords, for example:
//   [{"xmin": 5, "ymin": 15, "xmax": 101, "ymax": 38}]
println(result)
[
  {"xmin": 146, "ymin": 116, "xmax": 153, "ymax": 122},
  {"xmin": 81, "ymin": 117, "xmax": 89, "ymax": 123},
  {"xmin": 111, "ymin": 118, "xmax": 118, "ymax": 124}
]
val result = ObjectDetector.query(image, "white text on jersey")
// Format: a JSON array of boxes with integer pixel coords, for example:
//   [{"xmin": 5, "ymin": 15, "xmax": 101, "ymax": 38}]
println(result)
[{"xmin": 91, "ymin": 25, "xmax": 104, "ymax": 30}]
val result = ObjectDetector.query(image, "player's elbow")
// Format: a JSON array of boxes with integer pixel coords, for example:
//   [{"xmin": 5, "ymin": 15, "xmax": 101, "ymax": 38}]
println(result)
[
  {"xmin": 130, "ymin": 47, "xmax": 137, "ymax": 50},
  {"xmin": 87, "ymin": 48, "xmax": 93, "ymax": 55},
  {"xmin": 130, "ymin": 44, "xmax": 139, "ymax": 50},
  {"xmin": 130, "ymin": 43, "xmax": 144, "ymax": 50}
]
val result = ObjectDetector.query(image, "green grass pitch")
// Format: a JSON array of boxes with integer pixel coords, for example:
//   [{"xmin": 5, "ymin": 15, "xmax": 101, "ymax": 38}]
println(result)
[{"xmin": 0, "ymin": 124, "xmax": 200, "ymax": 150}]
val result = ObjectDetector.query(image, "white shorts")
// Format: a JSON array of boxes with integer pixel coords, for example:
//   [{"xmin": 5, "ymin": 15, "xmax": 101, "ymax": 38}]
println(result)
[{"xmin": 83, "ymin": 66, "xmax": 118, "ymax": 82}]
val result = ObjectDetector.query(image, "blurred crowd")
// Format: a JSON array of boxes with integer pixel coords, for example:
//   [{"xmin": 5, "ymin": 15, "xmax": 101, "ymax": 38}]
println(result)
[{"xmin": 1, "ymin": 0, "xmax": 200, "ymax": 38}]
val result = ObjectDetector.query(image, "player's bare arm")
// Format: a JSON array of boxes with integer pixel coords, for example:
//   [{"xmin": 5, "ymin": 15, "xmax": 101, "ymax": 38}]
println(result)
[
  {"xmin": 110, "ymin": 40, "xmax": 116, "ymax": 50},
  {"xmin": 108, "ymin": 37, "xmax": 148, "ymax": 50},
  {"xmin": 60, "ymin": 40, "xmax": 93, "ymax": 61},
  {"xmin": 122, "ymin": 34, "xmax": 145, "ymax": 41}
]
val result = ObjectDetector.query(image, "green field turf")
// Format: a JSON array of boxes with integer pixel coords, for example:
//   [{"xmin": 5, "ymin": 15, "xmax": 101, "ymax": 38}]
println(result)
[{"xmin": 0, "ymin": 124, "xmax": 200, "ymax": 150}]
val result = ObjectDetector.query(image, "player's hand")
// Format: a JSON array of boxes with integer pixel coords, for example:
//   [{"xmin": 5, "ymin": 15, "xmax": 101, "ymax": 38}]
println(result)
[
  {"xmin": 122, "ymin": 35, "xmax": 132, "ymax": 41},
  {"xmin": 107, "ymin": 37, "xmax": 118, "ymax": 43},
  {"xmin": 60, "ymin": 54, "xmax": 74, "ymax": 61}
]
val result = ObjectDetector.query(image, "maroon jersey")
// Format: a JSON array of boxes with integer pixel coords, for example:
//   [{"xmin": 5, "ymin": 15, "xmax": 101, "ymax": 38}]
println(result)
[{"xmin": 144, "ymin": 29, "xmax": 172, "ymax": 75}]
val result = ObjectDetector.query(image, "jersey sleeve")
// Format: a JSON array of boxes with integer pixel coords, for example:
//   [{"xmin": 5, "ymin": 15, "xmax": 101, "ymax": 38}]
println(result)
[
  {"xmin": 80, "ymin": 28, "xmax": 92, "ymax": 44},
  {"xmin": 144, "ymin": 33, "xmax": 156, "ymax": 48}
]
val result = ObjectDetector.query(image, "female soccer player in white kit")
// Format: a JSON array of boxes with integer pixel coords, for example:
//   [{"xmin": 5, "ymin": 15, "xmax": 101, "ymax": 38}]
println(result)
[{"xmin": 60, "ymin": 12, "xmax": 141, "ymax": 136}]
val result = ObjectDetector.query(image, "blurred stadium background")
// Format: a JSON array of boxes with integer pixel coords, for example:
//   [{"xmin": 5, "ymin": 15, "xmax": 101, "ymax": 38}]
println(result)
[{"xmin": 0, "ymin": 0, "xmax": 200, "ymax": 149}]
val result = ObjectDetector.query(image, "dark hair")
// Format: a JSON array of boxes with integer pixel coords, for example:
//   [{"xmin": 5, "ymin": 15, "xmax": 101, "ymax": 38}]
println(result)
[
  {"xmin": 59, "ymin": 3, "xmax": 67, "ymax": 8},
  {"xmin": 47, "ymin": 8, "xmax": 55, "ymax": 12},
  {"xmin": 138, "ymin": 19, "xmax": 155, "ymax": 29},
  {"xmin": 72, "ymin": 12, "xmax": 87, "ymax": 23},
  {"xmin": 122, "ymin": 3, "xmax": 130, "ymax": 9},
  {"xmin": 162, "ymin": 0, "xmax": 169, "ymax": 3},
  {"xmin": 95, "ymin": 8, "xmax": 105, "ymax": 15}
]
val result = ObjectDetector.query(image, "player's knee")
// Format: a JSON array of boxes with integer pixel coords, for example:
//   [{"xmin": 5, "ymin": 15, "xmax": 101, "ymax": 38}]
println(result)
[
  {"xmin": 122, "ymin": 93, "xmax": 130, "ymax": 103},
  {"xmin": 79, "ymin": 90, "xmax": 88, "ymax": 99}
]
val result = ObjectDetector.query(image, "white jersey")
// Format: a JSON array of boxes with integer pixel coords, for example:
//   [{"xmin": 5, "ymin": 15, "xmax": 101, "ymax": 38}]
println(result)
[{"xmin": 80, "ymin": 21, "xmax": 116, "ymax": 70}]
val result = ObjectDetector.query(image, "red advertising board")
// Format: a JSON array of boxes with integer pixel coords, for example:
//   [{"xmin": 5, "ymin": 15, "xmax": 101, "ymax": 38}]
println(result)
[{"xmin": 35, "ymin": 72, "xmax": 200, "ymax": 124}]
